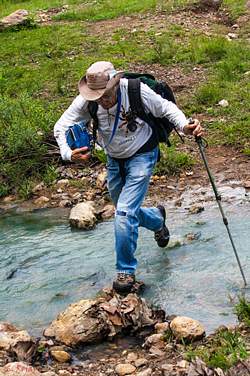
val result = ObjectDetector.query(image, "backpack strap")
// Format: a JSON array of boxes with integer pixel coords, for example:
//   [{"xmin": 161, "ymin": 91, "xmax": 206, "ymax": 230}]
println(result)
[
  {"xmin": 87, "ymin": 101, "xmax": 99, "ymax": 146},
  {"xmin": 127, "ymin": 78, "xmax": 149, "ymax": 122}
]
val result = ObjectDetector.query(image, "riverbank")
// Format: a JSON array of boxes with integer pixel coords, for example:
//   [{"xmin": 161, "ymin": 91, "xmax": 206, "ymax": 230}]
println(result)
[{"xmin": 0, "ymin": 289, "xmax": 249, "ymax": 376}]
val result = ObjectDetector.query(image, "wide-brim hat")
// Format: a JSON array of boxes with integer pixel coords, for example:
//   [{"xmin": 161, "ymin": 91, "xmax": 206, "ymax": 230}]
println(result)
[{"xmin": 78, "ymin": 61, "xmax": 123, "ymax": 101}]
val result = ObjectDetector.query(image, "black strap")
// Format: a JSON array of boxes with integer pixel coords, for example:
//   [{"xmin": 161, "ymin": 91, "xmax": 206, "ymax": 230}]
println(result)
[
  {"xmin": 127, "ymin": 78, "xmax": 148, "ymax": 122},
  {"xmin": 87, "ymin": 101, "xmax": 99, "ymax": 145}
]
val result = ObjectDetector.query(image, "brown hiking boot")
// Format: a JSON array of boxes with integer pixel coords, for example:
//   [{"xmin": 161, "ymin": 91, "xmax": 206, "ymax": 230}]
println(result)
[
  {"xmin": 113, "ymin": 272, "xmax": 136, "ymax": 294},
  {"xmin": 154, "ymin": 205, "xmax": 170, "ymax": 248}
]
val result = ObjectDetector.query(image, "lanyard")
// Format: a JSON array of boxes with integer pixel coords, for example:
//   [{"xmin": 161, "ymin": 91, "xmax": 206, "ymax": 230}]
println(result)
[{"xmin": 104, "ymin": 87, "xmax": 121, "ymax": 148}]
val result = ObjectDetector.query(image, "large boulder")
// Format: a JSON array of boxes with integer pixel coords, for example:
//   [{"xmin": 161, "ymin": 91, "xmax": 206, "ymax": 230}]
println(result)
[
  {"xmin": 0, "ymin": 322, "xmax": 37, "ymax": 362},
  {"xmin": 170, "ymin": 316, "xmax": 205, "ymax": 342},
  {"xmin": 44, "ymin": 290, "xmax": 157, "ymax": 346},
  {"xmin": 69, "ymin": 201, "xmax": 97, "ymax": 229}
]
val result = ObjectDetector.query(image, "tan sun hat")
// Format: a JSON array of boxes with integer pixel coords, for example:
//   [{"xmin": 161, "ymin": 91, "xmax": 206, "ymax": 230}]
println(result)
[{"xmin": 78, "ymin": 61, "xmax": 123, "ymax": 101}]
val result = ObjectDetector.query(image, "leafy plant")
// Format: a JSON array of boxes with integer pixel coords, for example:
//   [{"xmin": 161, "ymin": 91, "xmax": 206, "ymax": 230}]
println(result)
[{"xmin": 185, "ymin": 328, "xmax": 248, "ymax": 370}]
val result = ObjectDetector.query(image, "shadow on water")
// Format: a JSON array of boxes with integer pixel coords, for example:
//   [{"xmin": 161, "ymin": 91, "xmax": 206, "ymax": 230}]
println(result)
[{"xmin": 0, "ymin": 197, "xmax": 249, "ymax": 336}]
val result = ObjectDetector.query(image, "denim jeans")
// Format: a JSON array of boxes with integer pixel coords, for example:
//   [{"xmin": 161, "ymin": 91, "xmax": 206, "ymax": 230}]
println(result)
[{"xmin": 107, "ymin": 146, "xmax": 164, "ymax": 274}]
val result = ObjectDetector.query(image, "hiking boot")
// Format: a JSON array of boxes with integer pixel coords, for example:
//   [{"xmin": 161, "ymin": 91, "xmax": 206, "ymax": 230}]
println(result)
[
  {"xmin": 154, "ymin": 205, "xmax": 170, "ymax": 248},
  {"xmin": 113, "ymin": 272, "xmax": 135, "ymax": 294}
]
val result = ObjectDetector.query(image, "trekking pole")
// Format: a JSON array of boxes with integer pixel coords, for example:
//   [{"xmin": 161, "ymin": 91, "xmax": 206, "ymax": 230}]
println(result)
[{"xmin": 195, "ymin": 135, "xmax": 247, "ymax": 287}]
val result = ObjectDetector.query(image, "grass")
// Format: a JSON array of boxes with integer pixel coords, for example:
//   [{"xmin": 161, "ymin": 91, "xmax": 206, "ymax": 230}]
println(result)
[
  {"xmin": 0, "ymin": 0, "xmax": 249, "ymax": 197},
  {"xmin": 235, "ymin": 297, "xmax": 250, "ymax": 327},
  {"xmin": 155, "ymin": 143, "xmax": 194, "ymax": 175},
  {"xmin": 185, "ymin": 327, "xmax": 249, "ymax": 370}
]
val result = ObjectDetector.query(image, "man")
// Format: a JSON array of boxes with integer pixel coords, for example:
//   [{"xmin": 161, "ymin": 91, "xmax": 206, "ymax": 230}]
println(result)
[{"xmin": 54, "ymin": 61, "xmax": 203, "ymax": 294}]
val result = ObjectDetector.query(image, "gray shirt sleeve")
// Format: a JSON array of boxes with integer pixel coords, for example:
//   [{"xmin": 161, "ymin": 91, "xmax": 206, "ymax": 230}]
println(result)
[
  {"xmin": 54, "ymin": 95, "xmax": 91, "ymax": 161},
  {"xmin": 139, "ymin": 82, "xmax": 187, "ymax": 131}
]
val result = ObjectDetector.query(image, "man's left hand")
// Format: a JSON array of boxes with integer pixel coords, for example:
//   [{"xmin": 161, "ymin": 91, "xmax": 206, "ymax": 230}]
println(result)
[{"xmin": 183, "ymin": 119, "xmax": 203, "ymax": 137}]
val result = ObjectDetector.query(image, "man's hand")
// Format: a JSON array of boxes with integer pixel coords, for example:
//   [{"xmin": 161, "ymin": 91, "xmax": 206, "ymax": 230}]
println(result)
[
  {"xmin": 183, "ymin": 119, "xmax": 203, "ymax": 137},
  {"xmin": 71, "ymin": 147, "xmax": 91, "ymax": 163}
]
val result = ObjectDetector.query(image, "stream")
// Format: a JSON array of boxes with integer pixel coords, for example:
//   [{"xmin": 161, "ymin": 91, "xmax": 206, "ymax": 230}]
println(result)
[{"xmin": 0, "ymin": 184, "xmax": 249, "ymax": 336}]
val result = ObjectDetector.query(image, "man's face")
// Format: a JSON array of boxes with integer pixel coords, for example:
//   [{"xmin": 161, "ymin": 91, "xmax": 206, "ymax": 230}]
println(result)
[{"xmin": 97, "ymin": 86, "xmax": 117, "ymax": 109}]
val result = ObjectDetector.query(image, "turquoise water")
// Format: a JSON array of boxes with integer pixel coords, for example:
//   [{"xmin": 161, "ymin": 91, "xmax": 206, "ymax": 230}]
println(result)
[{"xmin": 0, "ymin": 202, "xmax": 249, "ymax": 336}]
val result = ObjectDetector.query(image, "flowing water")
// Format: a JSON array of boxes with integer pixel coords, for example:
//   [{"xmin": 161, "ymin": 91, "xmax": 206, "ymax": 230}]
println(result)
[{"xmin": 0, "ymin": 184, "xmax": 249, "ymax": 336}]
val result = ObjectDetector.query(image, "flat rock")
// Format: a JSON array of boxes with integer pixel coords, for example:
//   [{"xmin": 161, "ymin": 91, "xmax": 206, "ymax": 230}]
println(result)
[
  {"xmin": 69, "ymin": 201, "xmax": 97, "ymax": 229},
  {"xmin": 115, "ymin": 363, "xmax": 136, "ymax": 375},
  {"xmin": 170, "ymin": 316, "xmax": 205, "ymax": 342}
]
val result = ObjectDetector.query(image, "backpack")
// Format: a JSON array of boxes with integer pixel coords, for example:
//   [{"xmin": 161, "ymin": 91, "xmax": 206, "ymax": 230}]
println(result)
[
  {"xmin": 66, "ymin": 122, "xmax": 92, "ymax": 150},
  {"xmin": 87, "ymin": 72, "xmax": 184, "ymax": 147}
]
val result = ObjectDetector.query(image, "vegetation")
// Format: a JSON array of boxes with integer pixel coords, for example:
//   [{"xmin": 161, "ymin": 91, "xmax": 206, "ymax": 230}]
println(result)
[
  {"xmin": 0, "ymin": 0, "xmax": 249, "ymax": 197},
  {"xmin": 235, "ymin": 296, "xmax": 250, "ymax": 327},
  {"xmin": 185, "ymin": 297, "xmax": 250, "ymax": 370}
]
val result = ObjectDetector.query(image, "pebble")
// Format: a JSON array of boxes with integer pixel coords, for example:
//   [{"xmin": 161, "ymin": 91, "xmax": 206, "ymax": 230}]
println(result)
[
  {"xmin": 218, "ymin": 99, "xmax": 229, "ymax": 107},
  {"xmin": 115, "ymin": 363, "xmax": 136, "ymax": 375},
  {"xmin": 136, "ymin": 368, "xmax": 152, "ymax": 376},
  {"xmin": 126, "ymin": 352, "xmax": 138, "ymax": 362},
  {"xmin": 134, "ymin": 358, "xmax": 148, "ymax": 368},
  {"xmin": 155, "ymin": 322, "xmax": 169, "ymax": 334}
]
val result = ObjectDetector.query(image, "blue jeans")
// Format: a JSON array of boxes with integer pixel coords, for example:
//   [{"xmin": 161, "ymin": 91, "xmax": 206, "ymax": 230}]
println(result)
[{"xmin": 107, "ymin": 147, "xmax": 163, "ymax": 274}]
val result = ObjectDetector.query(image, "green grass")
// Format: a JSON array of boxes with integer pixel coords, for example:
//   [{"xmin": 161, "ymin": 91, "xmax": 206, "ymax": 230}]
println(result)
[
  {"xmin": 222, "ymin": 0, "xmax": 248, "ymax": 20},
  {"xmin": 235, "ymin": 297, "xmax": 250, "ymax": 327},
  {"xmin": 154, "ymin": 143, "xmax": 194, "ymax": 175},
  {"xmin": 0, "ymin": 0, "xmax": 249, "ymax": 197},
  {"xmin": 185, "ymin": 328, "xmax": 249, "ymax": 370}
]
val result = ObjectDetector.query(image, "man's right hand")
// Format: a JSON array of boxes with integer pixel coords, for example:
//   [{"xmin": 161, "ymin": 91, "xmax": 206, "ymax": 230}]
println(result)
[{"xmin": 71, "ymin": 147, "xmax": 91, "ymax": 163}]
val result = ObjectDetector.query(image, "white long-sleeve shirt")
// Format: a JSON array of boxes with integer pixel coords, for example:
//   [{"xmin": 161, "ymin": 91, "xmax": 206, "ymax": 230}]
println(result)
[{"xmin": 54, "ymin": 78, "xmax": 187, "ymax": 160}]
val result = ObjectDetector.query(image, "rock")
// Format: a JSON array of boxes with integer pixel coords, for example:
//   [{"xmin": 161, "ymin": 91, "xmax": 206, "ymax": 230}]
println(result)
[
  {"xmin": 188, "ymin": 205, "xmax": 204, "ymax": 214},
  {"xmin": 149, "ymin": 346, "xmax": 165, "ymax": 356},
  {"xmin": 96, "ymin": 169, "xmax": 107, "ymax": 189},
  {"xmin": 115, "ymin": 363, "xmax": 136, "ymax": 375},
  {"xmin": 50, "ymin": 349, "xmax": 71, "ymax": 363},
  {"xmin": 126, "ymin": 352, "xmax": 138, "ymax": 362},
  {"xmin": 56, "ymin": 179, "xmax": 69, "ymax": 187},
  {"xmin": 2, "ymin": 195, "xmax": 16, "ymax": 203},
  {"xmin": 33, "ymin": 196, "xmax": 50, "ymax": 206},
  {"xmin": 227, "ymin": 32, "xmax": 237, "ymax": 39},
  {"xmin": 42, "ymin": 372, "xmax": 58, "ymax": 376},
  {"xmin": 44, "ymin": 291, "xmax": 156, "ymax": 346},
  {"xmin": 243, "ymin": 180, "xmax": 250, "ymax": 189},
  {"xmin": 144, "ymin": 333, "xmax": 164, "ymax": 348},
  {"xmin": 170, "ymin": 316, "xmax": 205, "ymax": 342},
  {"xmin": 0, "ymin": 10, "xmax": 30, "ymax": 31},
  {"xmin": 100, "ymin": 204, "xmax": 115, "ymax": 220},
  {"xmin": 0, "ymin": 322, "xmax": 36, "ymax": 361},
  {"xmin": 155, "ymin": 322, "xmax": 169, "ymax": 334},
  {"xmin": 134, "ymin": 358, "xmax": 148, "ymax": 367},
  {"xmin": 59, "ymin": 199, "xmax": 71, "ymax": 208},
  {"xmin": 0, "ymin": 362, "xmax": 41, "ymax": 376},
  {"xmin": 32, "ymin": 183, "xmax": 45, "ymax": 193},
  {"xmin": 69, "ymin": 201, "xmax": 97, "ymax": 229},
  {"xmin": 136, "ymin": 369, "xmax": 152, "ymax": 376},
  {"xmin": 218, "ymin": 99, "xmax": 229, "ymax": 107}
]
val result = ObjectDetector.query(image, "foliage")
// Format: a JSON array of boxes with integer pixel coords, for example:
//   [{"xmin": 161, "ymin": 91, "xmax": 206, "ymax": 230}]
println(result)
[
  {"xmin": 154, "ymin": 144, "xmax": 194, "ymax": 175},
  {"xmin": 185, "ymin": 328, "xmax": 248, "ymax": 370},
  {"xmin": 0, "ymin": 0, "xmax": 249, "ymax": 196},
  {"xmin": 235, "ymin": 296, "xmax": 250, "ymax": 327}
]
